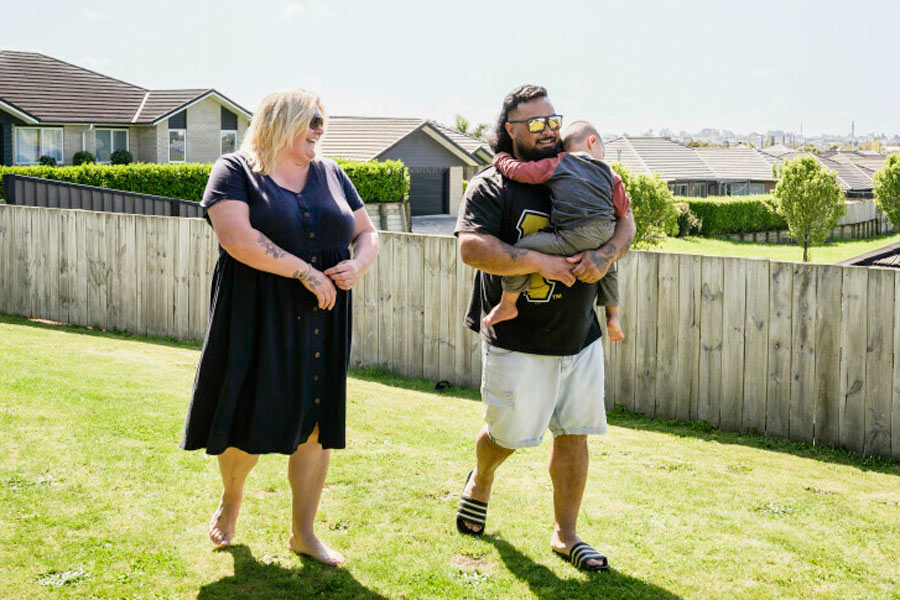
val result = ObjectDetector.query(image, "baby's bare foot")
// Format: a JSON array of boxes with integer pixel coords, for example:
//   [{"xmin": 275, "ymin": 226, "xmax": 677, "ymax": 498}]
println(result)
[
  {"xmin": 289, "ymin": 532, "xmax": 345, "ymax": 566},
  {"xmin": 208, "ymin": 496, "xmax": 241, "ymax": 546},
  {"xmin": 606, "ymin": 317, "xmax": 624, "ymax": 342},
  {"xmin": 483, "ymin": 303, "xmax": 518, "ymax": 328}
]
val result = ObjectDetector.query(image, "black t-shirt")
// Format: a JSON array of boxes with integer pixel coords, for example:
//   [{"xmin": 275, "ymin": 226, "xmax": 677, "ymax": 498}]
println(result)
[{"xmin": 455, "ymin": 166, "xmax": 603, "ymax": 356}]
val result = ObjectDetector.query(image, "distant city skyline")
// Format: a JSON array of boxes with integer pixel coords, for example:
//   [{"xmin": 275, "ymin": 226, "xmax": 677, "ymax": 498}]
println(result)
[{"xmin": 4, "ymin": 0, "xmax": 898, "ymax": 139}]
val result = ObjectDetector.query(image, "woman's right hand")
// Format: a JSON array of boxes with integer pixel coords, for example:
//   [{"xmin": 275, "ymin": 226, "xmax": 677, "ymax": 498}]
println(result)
[{"xmin": 299, "ymin": 267, "xmax": 337, "ymax": 310}]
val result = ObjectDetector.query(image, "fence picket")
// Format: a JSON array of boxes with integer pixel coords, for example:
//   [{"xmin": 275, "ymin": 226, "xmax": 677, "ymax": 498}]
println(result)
[
  {"xmin": 377, "ymin": 234, "xmax": 394, "ymax": 370},
  {"xmin": 814, "ymin": 264, "xmax": 843, "ymax": 448},
  {"xmin": 634, "ymin": 251, "xmax": 658, "ymax": 417},
  {"xmin": 893, "ymin": 271, "xmax": 900, "ymax": 461},
  {"xmin": 407, "ymin": 235, "xmax": 425, "ymax": 379},
  {"xmin": 439, "ymin": 237, "xmax": 457, "ymax": 383},
  {"xmin": 655, "ymin": 253, "xmax": 679, "ymax": 419},
  {"xmin": 699, "ymin": 256, "xmax": 724, "ymax": 427},
  {"xmin": 721, "ymin": 257, "xmax": 746, "ymax": 431},
  {"xmin": 766, "ymin": 262, "xmax": 793, "ymax": 438},
  {"xmin": 676, "ymin": 254, "xmax": 702, "ymax": 422},
  {"xmin": 865, "ymin": 268, "xmax": 894, "ymax": 456},
  {"xmin": 392, "ymin": 235, "xmax": 409, "ymax": 377},
  {"xmin": 840, "ymin": 267, "xmax": 867, "ymax": 453},
  {"xmin": 789, "ymin": 263, "xmax": 817, "ymax": 444},
  {"xmin": 742, "ymin": 259, "xmax": 769, "ymax": 433},
  {"xmin": 616, "ymin": 253, "xmax": 637, "ymax": 411}
]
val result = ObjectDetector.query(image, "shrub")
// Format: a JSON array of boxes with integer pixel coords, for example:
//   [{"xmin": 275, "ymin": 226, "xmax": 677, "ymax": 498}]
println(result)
[
  {"xmin": 38, "ymin": 155, "xmax": 57, "ymax": 166},
  {"xmin": 0, "ymin": 158, "xmax": 410, "ymax": 205},
  {"xmin": 72, "ymin": 151, "xmax": 95, "ymax": 166},
  {"xmin": 674, "ymin": 202, "xmax": 702, "ymax": 236},
  {"xmin": 110, "ymin": 149, "xmax": 133, "ymax": 165},
  {"xmin": 873, "ymin": 153, "xmax": 900, "ymax": 231},
  {"xmin": 609, "ymin": 162, "xmax": 678, "ymax": 248},
  {"xmin": 683, "ymin": 195, "xmax": 785, "ymax": 236},
  {"xmin": 773, "ymin": 155, "xmax": 846, "ymax": 262}
]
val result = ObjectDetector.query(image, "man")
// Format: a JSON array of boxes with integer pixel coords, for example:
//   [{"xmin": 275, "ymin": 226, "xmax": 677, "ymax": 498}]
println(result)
[{"xmin": 454, "ymin": 85, "xmax": 635, "ymax": 572}]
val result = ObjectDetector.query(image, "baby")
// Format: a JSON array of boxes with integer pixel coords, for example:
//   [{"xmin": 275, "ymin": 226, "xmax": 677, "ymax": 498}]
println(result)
[{"xmin": 483, "ymin": 120, "xmax": 629, "ymax": 341}]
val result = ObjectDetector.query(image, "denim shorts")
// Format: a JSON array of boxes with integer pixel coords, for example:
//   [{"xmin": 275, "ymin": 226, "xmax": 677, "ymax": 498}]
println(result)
[{"xmin": 480, "ymin": 338, "xmax": 607, "ymax": 449}]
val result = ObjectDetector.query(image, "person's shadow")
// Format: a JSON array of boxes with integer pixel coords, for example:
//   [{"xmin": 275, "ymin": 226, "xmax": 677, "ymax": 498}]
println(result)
[
  {"xmin": 196, "ymin": 545, "xmax": 388, "ymax": 600},
  {"xmin": 486, "ymin": 535, "xmax": 684, "ymax": 600}
]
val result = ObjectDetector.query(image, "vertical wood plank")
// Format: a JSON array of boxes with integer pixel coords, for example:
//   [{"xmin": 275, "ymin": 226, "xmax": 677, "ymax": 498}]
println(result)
[
  {"xmin": 422, "ymin": 236, "xmax": 441, "ymax": 381},
  {"xmin": 35, "ymin": 209, "xmax": 50, "ymax": 319},
  {"xmin": 864, "ymin": 268, "xmax": 893, "ymax": 457},
  {"xmin": 71, "ymin": 210, "xmax": 88, "ymax": 327},
  {"xmin": 144, "ymin": 216, "xmax": 160, "ymax": 336},
  {"xmin": 676, "ymin": 254, "xmax": 702, "ymax": 422},
  {"xmin": 18, "ymin": 208, "xmax": 34, "ymax": 318},
  {"xmin": 133, "ymin": 214, "xmax": 147, "ymax": 336},
  {"xmin": 814, "ymin": 264, "xmax": 843, "ymax": 449},
  {"xmin": 655, "ymin": 253, "xmax": 679, "ymax": 420},
  {"xmin": 634, "ymin": 251, "xmax": 658, "ymax": 417},
  {"xmin": 439, "ymin": 237, "xmax": 457, "ymax": 383},
  {"xmin": 699, "ymin": 255, "xmax": 724, "ymax": 427},
  {"xmin": 742, "ymin": 259, "xmax": 769, "ymax": 434},
  {"xmin": 164, "ymin": 218, "xmax": 177, "ymax": 337},
  {"xmin": 45, "ymin": 209, "xmax": 62, "ymax": 322},
  {"xmin": 454, "ymin": 241, "xmax": 470, "ymax": 386},
  {"xmin": 720, "ymin": 257, "xmax": 746, "ymax": 431},
  {"xmin": 0, "ymin": 207, "xmax": 10, "ymax": 314},
  {"xmin": 615, "ymin": 252, "xmax": 637, "ymax": 411},
  {"xmin": 766, "ymin": 262, "xmax": 793, "ymax": 439},
  {"xmin": 407, "ymin": 234, "xmax": 425, "ymax": 379},
  {"xmin": 392, "ymin": 234, "xmax": 409, "ymax": 377},
  {"xmin": 120, "ymin": 215, "xmax": 137, "ymax": 336},
  {"xmin": 839, "ymin": 267, "xmax": 867, "ymax": 453},
  {"xmin": 174, "ymin": 218, "xmax": 191, "ymax": 340},
  {"xmin": 59, "ymin": 211, "xmax": 76, "ymax": 324},
  {"xmin": 376, "ymin": 234, "xmax": 394, "ymax": 370},
  {"xmin": 789, "ymin": 263, "xmax": 817, "ymax": 444},
  {"xmin": 893, "ymin": 270, "xmax": 900, "ymax": 461},
  {"xmin": 361, "ymin": 230, "xmax": 379, "ymax": 369},
  {"xmin": 106, "ymin": 213, "xmax": 123, "ymax": 331}
]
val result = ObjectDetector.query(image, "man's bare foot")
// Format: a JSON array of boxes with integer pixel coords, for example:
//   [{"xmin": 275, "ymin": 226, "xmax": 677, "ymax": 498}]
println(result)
[
  {"xmin": 606, "ymin": 316, "xmax": 624, "ymax": 342},
  {"xmin": 551, "ymin": 532, "xmax": 607, "ymax": 570},
  {"xmin": 289, "ymin": 532, "xmax": 345, "ymax": 566},
  {"xmin": 208, "ymin": 495, "xmax": 242, "ymax": 546},
  {"xmin": 483, "ymin": 303, "xmax": 518, "ymax": 328}
]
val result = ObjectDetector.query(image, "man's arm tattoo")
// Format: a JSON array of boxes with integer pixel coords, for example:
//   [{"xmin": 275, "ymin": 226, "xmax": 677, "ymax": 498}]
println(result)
[
  {"xmin": 258, "ymin": 233, "xmax": 286, "ymax": 259},
  {"xmin": 501, "ymin": 243, "xmax": 528, "ymax": 261}
]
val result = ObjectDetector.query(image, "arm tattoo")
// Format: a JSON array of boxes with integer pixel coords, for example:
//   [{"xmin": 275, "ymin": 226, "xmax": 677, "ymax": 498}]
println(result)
[
  {"xmin": 257, "ymin": 233, "xmax": 286, "ymax": 259},
  {"xmin": 501, "ymin": 243, "xmax": 528, "ymax": 261}
]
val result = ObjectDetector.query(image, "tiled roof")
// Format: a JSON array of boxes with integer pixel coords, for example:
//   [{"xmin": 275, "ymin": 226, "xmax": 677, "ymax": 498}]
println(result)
[
  {"xmin": 820, "ymin": 151, "xmax": 886, "ymax": 174},
  {"xmin": 773, "ymin": 152, "xmax": 873, "ymax": 192},
  {"xmin": 319, "ymin": 116, "xmax": 425, "ymax": 161},
  {"xmin": 432, "ymin": 123, "xmax": 493, "ymax": 158},
  {"xmin": 605, "ymin": 137, "xmax": 725, "ymax": 181},
  {"xmin": 694, "ymin": 146, "xmax": 776, "ymax": 181},
  {"xmin": 760, "ymin": 143, "xmax": 792, "ymax": 156},
  {"xmin": 0, "ymin": 50, "xmax": 249, "ymax": 125}
]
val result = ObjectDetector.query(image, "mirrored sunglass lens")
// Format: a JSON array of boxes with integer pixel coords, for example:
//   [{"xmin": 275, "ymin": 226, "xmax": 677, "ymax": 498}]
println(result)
[
  {"xmin": 527, "ymin": 119, "xmax": 546, "ymax": 133},
  {"xmin": 548, "ymin": 117, "xmax": 562, "ymax": 130}
]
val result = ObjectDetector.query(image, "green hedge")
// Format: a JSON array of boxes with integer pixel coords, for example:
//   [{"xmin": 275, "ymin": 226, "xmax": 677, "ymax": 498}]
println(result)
[
  {"xmin": 681, "ymin": 194, "xmax": 786, "ymax": 236},
  {"xmin": 0, "ymin": 158, "xmax": 409, "ymax": 205}
]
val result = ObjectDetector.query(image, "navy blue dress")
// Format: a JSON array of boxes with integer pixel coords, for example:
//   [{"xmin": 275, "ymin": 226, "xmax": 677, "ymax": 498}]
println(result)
[{"xmin": 181, "ymin": 152, "xmax": 363, "ymax": 454}]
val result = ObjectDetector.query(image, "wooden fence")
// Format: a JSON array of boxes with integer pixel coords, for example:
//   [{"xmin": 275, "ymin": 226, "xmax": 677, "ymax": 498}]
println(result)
[{"xmin": 1, "ymin": 204, "xmax": 898, "ymax": 460}]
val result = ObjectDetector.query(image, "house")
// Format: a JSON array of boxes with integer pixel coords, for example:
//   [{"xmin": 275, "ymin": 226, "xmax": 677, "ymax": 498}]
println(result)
[
  {"xmin": 840, "ymin": 241, "xmax": 900, "ymax": 269},
  {"xmin": 0, "ymin": 50, "xmax": 252, "ymax": 166},
  {"xmin": 762, "ymin": 151, "xmax": 875, "ymax": 199},
  {"xmin": 603, "ymin": 136, "xmax": 777, "ymax": 197},
  {"xmin": 318, "ymin": 116, "xmax": 491, "ymax": 215}
]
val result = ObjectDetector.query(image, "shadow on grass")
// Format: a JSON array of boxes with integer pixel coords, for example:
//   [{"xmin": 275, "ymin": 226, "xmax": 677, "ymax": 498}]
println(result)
[
  {"xmin": 196, "ymin": 545, "xmax": 387, "ymax": 600},
  {"xmin": 485, "ymin": 535, "xmax": 682, "ymax": 600},
  {"xmin": 608, "ymin": 405, "xmax": 900, "ymax": 476}
]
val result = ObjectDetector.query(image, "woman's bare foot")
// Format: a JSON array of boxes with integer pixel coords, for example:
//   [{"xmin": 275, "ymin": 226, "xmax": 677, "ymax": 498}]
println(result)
[
  {"xmin": 289, "ymin": 532, "xmax": 345, "ymax": 566},
  {"xmin": 606, "ymin": 316, "xmax": 624, "ymax": 342},
  {"xmin": 208, "ymin": 495, "xmax": 242, "ymax": 546},
  {"xmin": 483, "ymin": 302, "xmax": 518, "ymax": 328}
]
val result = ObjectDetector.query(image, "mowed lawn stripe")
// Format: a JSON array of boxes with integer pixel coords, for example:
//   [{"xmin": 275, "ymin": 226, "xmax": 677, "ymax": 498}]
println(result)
[{"xmin": 1, "ymin": 314, "xmax": 899, "ymax": 600}]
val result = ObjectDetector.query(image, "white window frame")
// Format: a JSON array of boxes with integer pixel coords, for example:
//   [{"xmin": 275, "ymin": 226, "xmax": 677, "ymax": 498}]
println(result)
[
  {"xmin": 94, "ymin": 128, "xmax": 130, "ymax": 163},
  {"xmin": 168, "ymin": 129, "xmax": 186, "ymax": 163},
  {"xmin": 220, "ymin": 129, "xmax": 238, "ymax": 155},
  {"xmin": 14, "ymin": 127, "xmax": 64, "ymax": 165}
]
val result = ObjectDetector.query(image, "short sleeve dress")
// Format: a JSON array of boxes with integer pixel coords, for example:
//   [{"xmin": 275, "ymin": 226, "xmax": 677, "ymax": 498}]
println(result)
[{"xmin": 181, "ymin": 152, "xmax": 363, "ymax": 455}]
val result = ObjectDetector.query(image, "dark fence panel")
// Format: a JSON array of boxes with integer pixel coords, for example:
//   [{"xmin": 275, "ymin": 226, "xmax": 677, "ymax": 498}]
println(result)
[{"xmin": 2, "ymin": 174, "xmax": 204, "ymax": 218}]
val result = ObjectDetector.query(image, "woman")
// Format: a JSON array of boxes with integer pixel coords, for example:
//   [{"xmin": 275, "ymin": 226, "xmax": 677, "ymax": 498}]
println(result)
[{"xmin": 181, "ymin": 89, "xmax": 379, "ymax": 566}]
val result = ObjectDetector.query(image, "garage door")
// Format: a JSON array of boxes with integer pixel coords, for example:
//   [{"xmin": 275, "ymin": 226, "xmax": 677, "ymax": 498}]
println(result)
[{"xmin": 408, "ymin": 167, "xmax": 448, "ymax": 216}]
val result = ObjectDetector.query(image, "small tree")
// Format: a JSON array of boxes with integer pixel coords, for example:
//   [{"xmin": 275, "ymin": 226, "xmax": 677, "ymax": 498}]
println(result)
[
  {"xmin": 773, "ymin": 155, "xmax": 846, "ymax": 262},
  {"xmin": 610, "ymin": 162, "xmax": 678, "ymax": 248},
  {"xmin": 72, "ymin": 151, "xmax": 95, "ymax": 166},
  {"xmin": 873, "ymin": 153, "xmax": 900, "ymax": 231}
]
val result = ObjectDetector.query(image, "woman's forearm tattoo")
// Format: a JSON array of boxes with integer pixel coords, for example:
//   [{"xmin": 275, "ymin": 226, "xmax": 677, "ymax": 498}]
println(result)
[{"xmin": 258, "ymin": 233, "xmax": 285, "ymax": 259}]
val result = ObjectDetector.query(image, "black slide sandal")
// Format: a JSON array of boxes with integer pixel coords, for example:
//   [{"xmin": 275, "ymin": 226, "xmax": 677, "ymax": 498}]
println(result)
[
  {"xmin": 455, "ymin": 471, "xmax": 487, "ymax": 536},
  {"xmin": 553, "ymin": 541, "xmax": 610, "ymax": 572}
]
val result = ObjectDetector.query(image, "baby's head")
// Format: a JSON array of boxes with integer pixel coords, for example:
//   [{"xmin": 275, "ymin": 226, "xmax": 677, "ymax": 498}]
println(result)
[{"xmin": 562, "ymin": 121, "xmax": 604, "ymax": 160}]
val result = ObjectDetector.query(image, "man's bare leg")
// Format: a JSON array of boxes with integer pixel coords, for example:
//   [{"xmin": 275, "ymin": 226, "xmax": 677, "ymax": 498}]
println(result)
[
  {"xmin": 460, "ymin": 425, "xmax": 515, "ymax": 533},
  {"xmin": 210, "ymin": 447, "xmax": 259, "ymax": 546},
  {"xmin": 483, "ymin": 291, "xmax": 521, "ymax": 327},
  {"xmin": 548, "ymin": 434, "xmax": 604, "ymax": 568},
  {"xmin": 605, "ymin": 306, "xmax": 624, "ymax": 342},
  {"xmin": 288, "ymin": 425, "xmax": 344, "ymax": 566}
]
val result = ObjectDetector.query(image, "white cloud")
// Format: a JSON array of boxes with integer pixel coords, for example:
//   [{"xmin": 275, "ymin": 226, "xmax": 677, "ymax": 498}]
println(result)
[{"xmin": 278, "ymin": 3, "xmax": 305, "ymax": 21}]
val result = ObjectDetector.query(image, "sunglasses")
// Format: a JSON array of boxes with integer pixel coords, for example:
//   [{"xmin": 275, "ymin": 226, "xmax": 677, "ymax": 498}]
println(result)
[
  {"xmin": 309, "ymin": 112, "xmax": 325, "ymax": 131},
  {"xmin": 507, "ymin": 114, "xmax": 563, "ymax": 134}
]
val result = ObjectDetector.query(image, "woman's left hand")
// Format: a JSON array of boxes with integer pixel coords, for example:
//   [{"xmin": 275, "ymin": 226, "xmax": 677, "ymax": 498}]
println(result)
[{"xmin": 325, "ymin": 259, "xmax": 364, "ymax": 290}]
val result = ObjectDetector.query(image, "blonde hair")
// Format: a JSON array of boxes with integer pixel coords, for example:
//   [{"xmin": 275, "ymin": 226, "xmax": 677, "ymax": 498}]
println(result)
[{"xmin": 240, "ymin": 89, "xmax": 325, "ymax": 174}]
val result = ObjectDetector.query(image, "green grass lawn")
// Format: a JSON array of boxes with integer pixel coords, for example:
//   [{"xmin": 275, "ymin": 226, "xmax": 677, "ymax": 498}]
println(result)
[
  {"xmin": 652, "ymin": 233, "xmax": 900, "ymax": 263},
  {"xmin": 2, "ymin": 314, "xmax": 899, "ymax": 600}
]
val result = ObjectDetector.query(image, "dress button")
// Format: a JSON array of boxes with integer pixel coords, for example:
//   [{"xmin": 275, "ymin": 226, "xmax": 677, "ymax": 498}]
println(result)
[
  {"xmin": 313, "ymin": 375, "xmax": 319, "ymax": 382},
  {"xmin": 309, "ymin": 232, "xmax": 316, "ymax": 239},
  {"xmin": 314, "ymin": 328, "xmax": 319, "ymax": 335},
  {"xmin": 311, "ymin": 257, "xmax": 317, "ymax": 263},
  {"xmin": 315, "ymin": 352, "xmax": 321, "ymax": 358},
  {"xmin": 314, "ymin": 398, "xmax": 320, "ymax": 405}
]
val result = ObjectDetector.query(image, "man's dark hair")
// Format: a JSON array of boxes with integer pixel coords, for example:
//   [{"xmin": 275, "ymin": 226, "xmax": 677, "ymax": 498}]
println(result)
[{"xmin": 488, "ymin": 84, "xmax": 548, "ymax": 154}]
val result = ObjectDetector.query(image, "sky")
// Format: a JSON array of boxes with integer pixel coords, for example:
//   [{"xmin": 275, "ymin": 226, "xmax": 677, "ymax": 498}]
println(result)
[{"xmin": 4, "ymin": 0, "xmax": 898, "ymax": 138}]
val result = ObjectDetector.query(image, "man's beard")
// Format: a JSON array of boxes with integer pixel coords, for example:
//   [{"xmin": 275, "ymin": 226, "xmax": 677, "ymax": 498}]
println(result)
[{"xmin": 515, "ymin": 138, "xmax": 562, "ymax": 161}]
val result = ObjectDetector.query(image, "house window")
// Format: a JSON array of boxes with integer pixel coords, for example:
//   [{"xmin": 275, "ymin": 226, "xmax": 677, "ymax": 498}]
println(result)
[
  {"xmin": 95, "ymin": 129, "xmax": 129, "ymax": 163},
  {"xmin": 15, "ymin": 127, "xmax": 63, "ymax": 164},
  {"xmin": 169, "ymin": 130, "xmax": 186, "ymax": 162},
  {"xmin": 673, "ymin": 183, "xmax": 689, "ymax": 197},
  {"xmin": 220, "ymin": 130, "xmax": 237, "ymax": 155},
  {"xmin": 749, "ymin": 183, "xmax": 766, "ymax": 195}
]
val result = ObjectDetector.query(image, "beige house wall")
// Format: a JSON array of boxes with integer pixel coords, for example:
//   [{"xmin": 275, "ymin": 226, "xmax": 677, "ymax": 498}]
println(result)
[{"xmin": 134, "ymin": 126, "xmax": 158, "ymax": 163}]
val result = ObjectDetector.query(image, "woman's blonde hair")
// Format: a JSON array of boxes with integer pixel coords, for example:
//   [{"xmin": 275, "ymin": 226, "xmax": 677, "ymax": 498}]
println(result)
[{"xmin": 240, "ymin": 89, "xmax": 325, "ymax": 174}]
